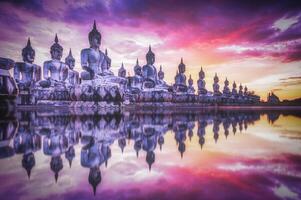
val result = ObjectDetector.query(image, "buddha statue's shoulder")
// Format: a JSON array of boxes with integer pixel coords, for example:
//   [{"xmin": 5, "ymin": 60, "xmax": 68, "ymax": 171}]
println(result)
[
  {"xmin": 81, "ymin": 48, "xmax": 91, "ymax": 54},
  {"xmin": 43, "ymin": 60, "xmax": 52, "ymax": 66}
]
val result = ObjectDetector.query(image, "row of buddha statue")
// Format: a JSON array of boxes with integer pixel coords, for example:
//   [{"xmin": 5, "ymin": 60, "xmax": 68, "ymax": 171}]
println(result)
[{"xmin": 5, "ymin": 20, "xmax": 260, "ymax": 106}]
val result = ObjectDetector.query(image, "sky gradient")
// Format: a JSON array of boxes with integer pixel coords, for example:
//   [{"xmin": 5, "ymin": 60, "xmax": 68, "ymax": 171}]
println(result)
[{"xmin": 0, "ymin": 0, "xmax": 300, "ymax": 100}]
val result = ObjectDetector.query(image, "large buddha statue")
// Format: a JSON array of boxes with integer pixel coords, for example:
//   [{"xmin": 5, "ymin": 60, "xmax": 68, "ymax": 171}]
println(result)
[
  {"xmin": 39, "ymin": 34, "xmax": 68, "ymax": 88},
  {"xmin": 213, "ymin": 73, "xmax": 221, "ymax": 96},
  {"xmin": 81, "ymin": 21, "xmax": 113, "ymax": 80},
  {"xmin": 142, "ymin": 46, "xmax": 158, "ymax": 88},
  {"xmin": 197, "ymin": 67, "xmax": 207, "ymax": 95},
  {"xmin": 14, "ymin": 38, "xmax": 41, "ymax": 91},
  {"xmin": 65, "ymin": 49, "xmax": 79, "ymax": 86},
  {"xmin": 239, "ymin": 83, "xmax": 243, "ymax": 96},
  {"xmin": 173, "ymin": 58, "xmax": 187, "ymax": 93},
  {"xmin": 222, "ymin": 78, "xmax": 231, "ymax": 97}
]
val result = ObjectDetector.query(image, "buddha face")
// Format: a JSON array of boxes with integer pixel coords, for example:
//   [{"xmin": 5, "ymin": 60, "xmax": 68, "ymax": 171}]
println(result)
[
  {"xmin": 89, "ymin": 35, "xmax": 101, "ymax": 49},
  {"xmin": 179, "ymin": 65, "xmax": 185, "ymax": 74},
  {"xmin": 146, "ymin": 55, "xmax": 155, "ymax": 65},
  {"xmin": 158, "ymin": 73, "xmax": 164, "ymax": 80},
  {"xmin": 66, "ymin": 59, "xmax": 75, "ymax": 70},
  {"xmin": 51, "ymin": 48, "xmax": 63, "ymax": 60},
  {"xmin": 23, "ymin": 50, "xmax": 35, "ymax": 63},
  {"xmin": 135, "ymin": 67, "xmax": 142, "ymax": 76}
]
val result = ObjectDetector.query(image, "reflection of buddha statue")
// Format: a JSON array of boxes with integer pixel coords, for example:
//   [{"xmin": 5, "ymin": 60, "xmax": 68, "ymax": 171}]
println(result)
[
  {"xmin": 187, "ymin": 75, "xmax": 195, "ymax": 94},
  {"xmin": 65, "ymin": 49, "xmax": 79, "ymax": 86},
  {"xmin": 213, "ymin": 73, "xmax": 221, "ymax": 96},
  {"xmin": 142, "ymin": 46, "xmax": 158, "ymax": 88},
  {"xmin": 223, "ymin": 78, "xmax": 231, "ymax": 97},
  {"xmin": 197, "ymin": 67, "xmax": 207, "ymax": 95},
  {"xmin": 174, "ymin": 58, "xmax": 187, "ymax": 93},
  {"xmin": 14, "ymin": 38, "xmax": 41, "ymax": 91},
  {"xmin": 81, "ymin": 21, "xmax": 113, "ymax": 80},
  {"xmin": 39, "ymin": 34, "xmax": 68, "ymax": 88}
]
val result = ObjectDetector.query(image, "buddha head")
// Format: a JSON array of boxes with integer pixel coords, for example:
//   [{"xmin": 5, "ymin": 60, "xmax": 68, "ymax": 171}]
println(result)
[
  {"xmin": 134, "ymin": 59, "xmax": 142, "ymax": 76},
  {"xmin": 105, "ymin": 49, "xmax": 111, "ymax": 67},
  {"xmin": 158, "ymin": 65, "xmax": 164, "ymax": 80},
  {"xmin": 118, "ymin": 63, "xmax": 126, "ymax": 78},
  {"xmin": 50, "ymin": 34, "xmax": 63, "ymax": 60},
  {"xmin": 199, "ymin": 67, "xmax": 205, "ymax": 79},
  {"xmin": 89, "ymin": 21, "xmax": 101, "ymax": 49},
  {"xmin": 22, "ymin": 38, "xmax": 35, "ymax": 63},
  {"xmin": 65, "ymin": 49, "xmax": 75, "ymax": 70},
  {"xmin": 188, "ymin": 75, "xmax": 193, "ymax": 86},
  {"xmin": 224, "ymin": 77, "xmax": 229, "ymax": 86},
  {"xmin": 214, "ymin": 73, "xmax": 219, "ymax": 83},
  {"xmin": 233, "ymin": 81, "xmax": 237, "ymax": 89},
  {"xmin": 178, "ymin": 58, "xmax": 186, "ymax": 74},
  {"xmin": 146, "ymin": 45, "xmax": 155, "ymax": 65}
]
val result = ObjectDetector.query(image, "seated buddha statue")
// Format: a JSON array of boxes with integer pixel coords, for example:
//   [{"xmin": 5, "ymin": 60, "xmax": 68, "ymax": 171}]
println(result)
[
  {"xmin": 173, "ymin": 58, "xmax": 188, "ymax": 93},
  {"xmin": 213, "ymin": 73, "xmax": 222, "ymax": 96},
  {"xmin": 197, "ymin": 67, "xmax": 207, "ymax": 95},
  {"xmin": 128, "ymin": 59, "xmax": 143, "ymax": 92},
  {"xmin": 81, "ymin": 21, "xmax": 113, "ymax": 80},
  {"xmin": 157, "ymin": 65, "xmax": 170, "ymax": 90},
  {"xmin": 14, "ymin": 38, "xmax": 41, "ymax": 91},
  {"xmin": 187, "ymin": 75, "xmax": 195, "ymax": 94},
  {"xmin": 118, "ymin": 63, "xmax": 126, "ymax": 78},
  {"xmin": 232, "ymin": 81, "xmax": 238, "ymax": 97},
  {"xmin": 39, "ymin": 34, "xmax": 68, "ymax": 88},
  {"xmin": 65, "ymin": 49, "xmax": 79, "ymax": 86},
  {"xmin": 142, "ymin": 46, "xmax": 158, "ymax": 89},
  {"xmin": 222, "ymin": 77, "xmax": 231, "ymax": 97}
]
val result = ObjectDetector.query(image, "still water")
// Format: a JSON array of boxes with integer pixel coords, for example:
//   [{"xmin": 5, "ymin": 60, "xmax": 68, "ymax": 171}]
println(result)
[{"xmin": 0, "ymin": 109, "xmax": 300, "ymax": 200}]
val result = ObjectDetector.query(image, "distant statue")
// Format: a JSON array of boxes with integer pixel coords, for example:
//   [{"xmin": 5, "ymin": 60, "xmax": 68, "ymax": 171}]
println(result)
[
  {"xmin": 222, "ymin": 78, "xmax": 231, "ymax": 96},
  {"xmin": 81, "ymin": 21, "xmax": 113, "ymax": 80},
  {"xmin": 213, "ymin": 73, "xmax": 221, "ymax": 96},
  {"xmin": 39, "ymin": 34, "xmax": 68, "ymax": 88},
  {"xmin": 197, "ymin": 67, "xmax": 207, "ymax": 95},
  {"xmin": 142, "ymin": 46, "xmax": 158, "ymax": 88},
  {"xmin": 65, "ymin": 49, "xmax": 79, "ymax": 86},
  {"xmin": 157, "ymin": 65, "xmax": 170, "ymax": 89},
  {"xmin": 244, "ymin": 86, "xmax": 248, "ymax": 96},
  {"xmin": 187, "ymin": 75, "xmax": 195, "ymax": 94},
  {"xmin": 14, "ymin": 38, "xmax": 41, "ymax": 90},
  {"xmin": 173, "ymin": 58, "xmax": 187, "ymax": 93},
  {"xmin": 129, "ymin": 59, "xmax": 143, "ymax": 92},
  {"xmin": 118, "ymin": 63, "xmax": 126, "ymax": 78},
  {"xmin": 232, "ymin": 81, "xmax": 238, "ymax": 97},
  {"xmin": 239, "ymin": 84, "xmax": 243, "ymax": 96}
]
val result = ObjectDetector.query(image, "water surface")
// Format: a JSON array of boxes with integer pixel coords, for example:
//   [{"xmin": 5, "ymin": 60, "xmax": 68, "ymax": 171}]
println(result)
[{"xmin": 0, "ymin": 109, "xmax": 300, "ymax": 200}]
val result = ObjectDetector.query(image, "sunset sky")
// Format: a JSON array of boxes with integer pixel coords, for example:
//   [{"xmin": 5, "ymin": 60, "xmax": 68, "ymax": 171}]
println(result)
[{"xmin": 0, "ymin": 0, "xmax": 300, "ymax": 100}]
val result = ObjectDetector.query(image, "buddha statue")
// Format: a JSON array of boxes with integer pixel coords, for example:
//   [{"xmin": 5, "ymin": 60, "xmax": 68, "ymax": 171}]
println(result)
[
  {"xmin": 157, "ymin": 65, "xmax": 170, "ymax": 90},
  {"xmin": 239, "ymin": 84, "xmax": 243, "ymax": 96},
  {"xmin": 187, "ymin": 75, "xmax": 195, "ymax": 94},
  {"xmin": 232, "ymin": 81, "xmax": 238, "ymax": 97},
  {"xmin": 81, "ymin": 21, "xmax": 113, "ymax": 80},
  {"xmin": 222, "ymin": 77, "xmax": 231, "ymax": 96},
  {"xmin": 173, "ymin": 58, "xmax": 187, "ymax": 93},
  {"xmin": 142, "ymin": 46, "xmax": 158, "ymax": 88},
  {"xmin": 213, "ymin": 73, "xmax": 221, "ymax": 96},
  {"xmin": 65, "ymin": 49, "xmax": 79, "ymax": 86},
  {"xmin": 129, "ymin": 59, "xmax": 143, "ymax": 93},
  {"xmin": 14, "ymin": 38, "xmax": 41, "ymax": 91},
  {"xmin": 244, "ymin": 86, "xmax": 248, "ymax": 96},
  {"xmin": 118, "ymin": 63, "xmax": 126, "ymax": 78},
  {"xmin": 197, "ymin": 67, "xmax": 207, "ymax": 95},
  {"xmin": 39, "ymin": 34, "xmax": 68, "ymax": 88}
]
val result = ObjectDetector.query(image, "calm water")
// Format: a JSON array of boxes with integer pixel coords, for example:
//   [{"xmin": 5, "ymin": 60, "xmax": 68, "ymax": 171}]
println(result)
[{"xmin": 0, "ymin": 109, "xmax": 300, "ymax": 200}]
